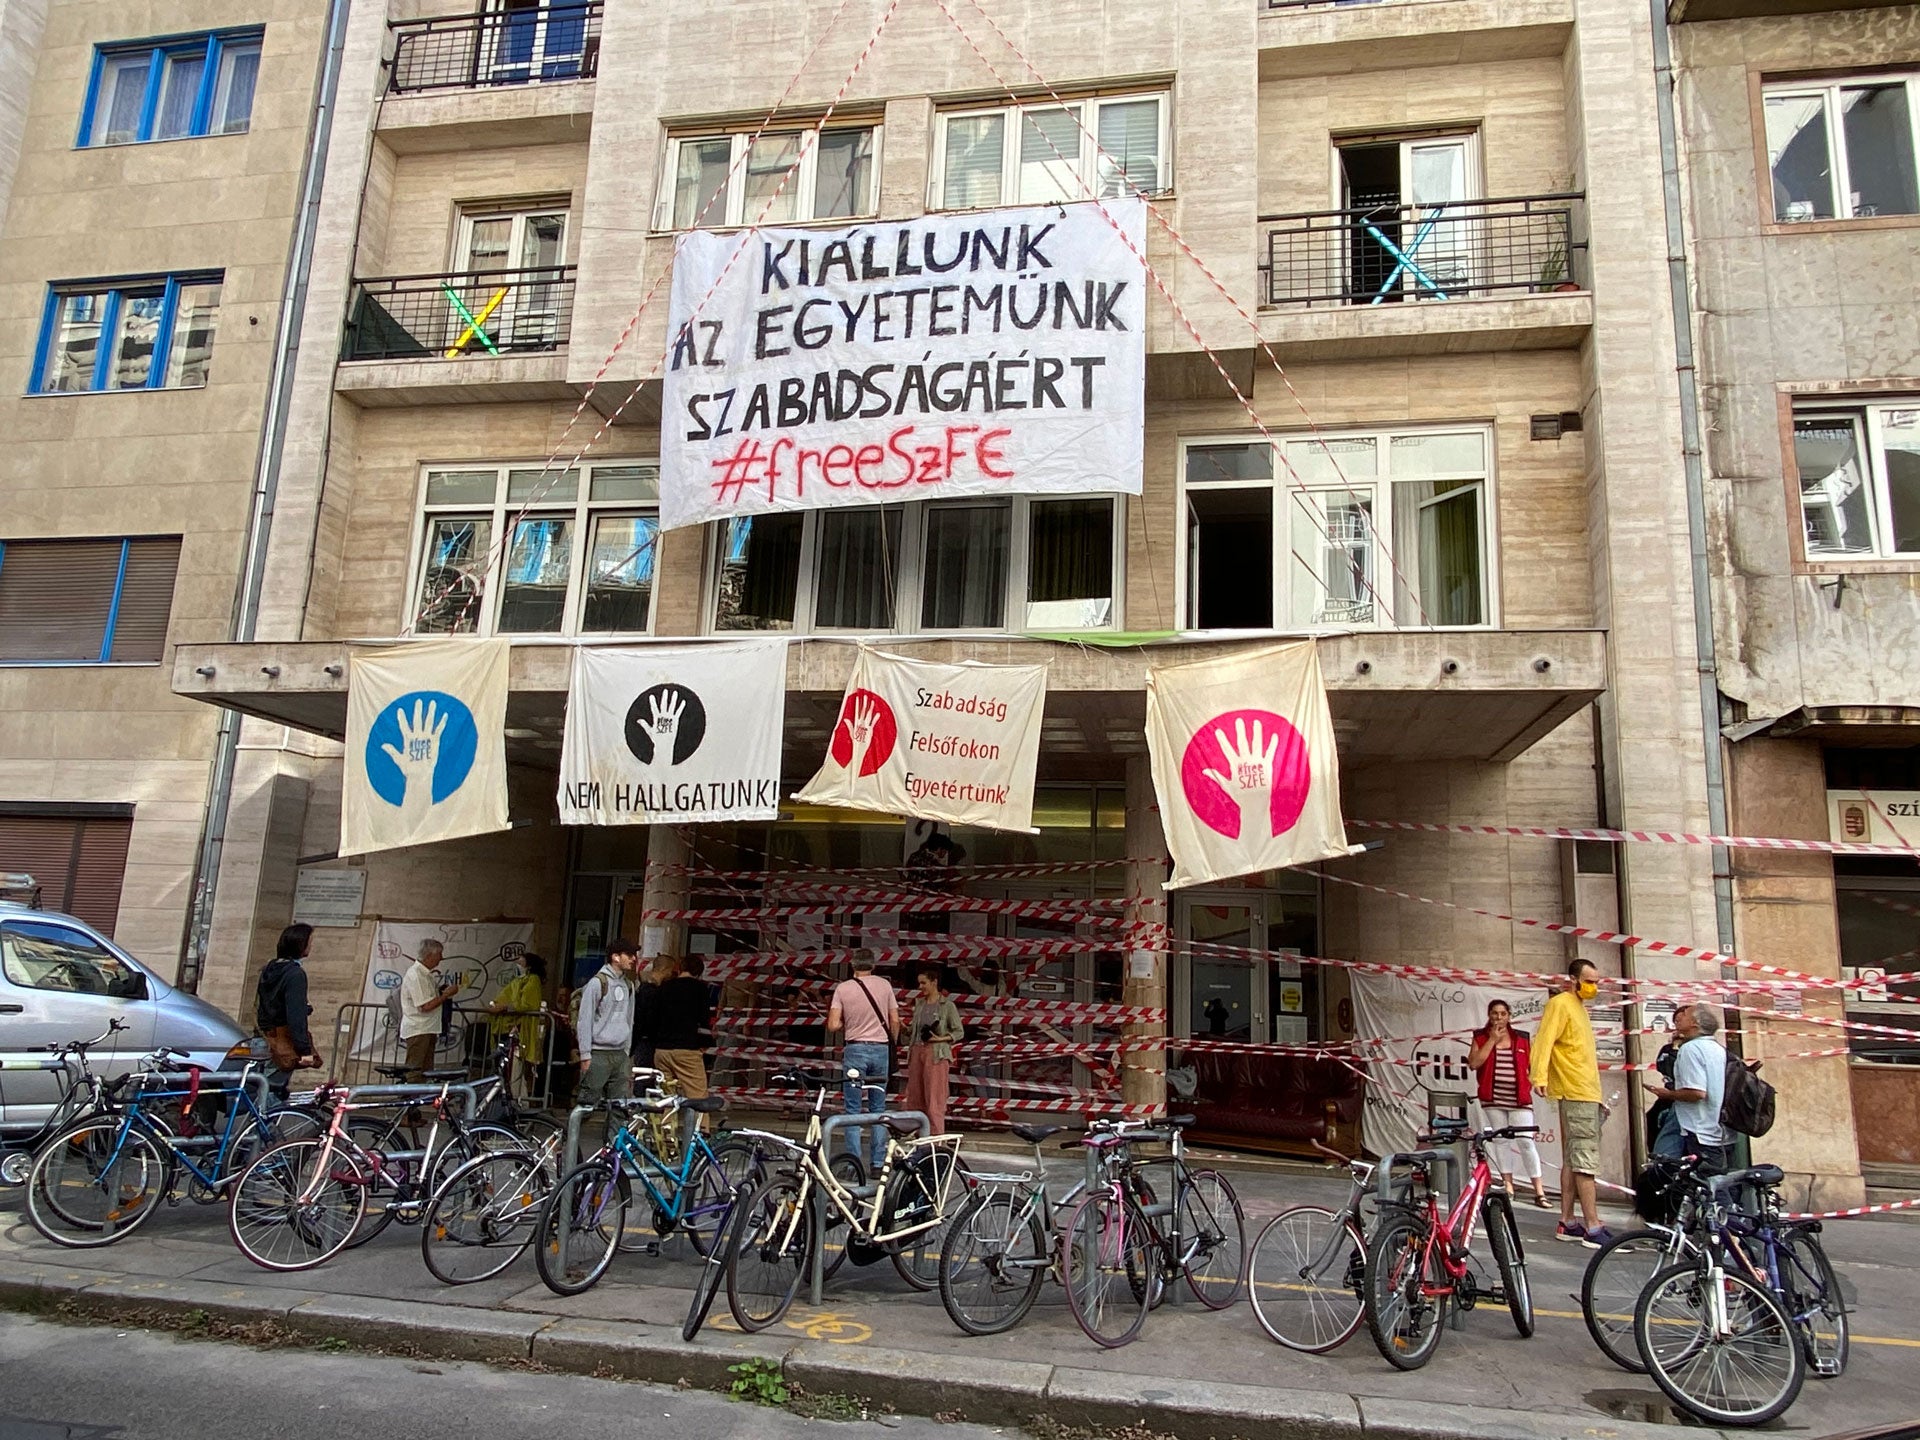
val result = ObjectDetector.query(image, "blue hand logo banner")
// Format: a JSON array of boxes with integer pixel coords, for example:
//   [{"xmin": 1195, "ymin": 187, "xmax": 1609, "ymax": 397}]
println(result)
[{"xmin": 343, "ymin": 640, "xmax": 510, "ymax": 856}]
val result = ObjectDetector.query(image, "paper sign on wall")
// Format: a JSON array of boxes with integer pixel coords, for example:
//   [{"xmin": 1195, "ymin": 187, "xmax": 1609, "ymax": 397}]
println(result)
[
  {"xmin": 658, "ymin": 198, "xmax": 1148, "ymax": 530},
  {"xmin": 793, "ymin": 649, "xmax": 1046, "ymax": 833},
  {"xmin": 342, "ymin": 640, "xmax": 510, "ymax": 857},
  {"xmin": 558, "ymin": 639, "xmax": 788, "ymax": 824},
  {"xmin": 1145, "ymin": 642, "xmax": 1348, "ymax": 889},
  {"xmin": 351, "ymin": 920, "xmax": 532, "ymax": 1061}
]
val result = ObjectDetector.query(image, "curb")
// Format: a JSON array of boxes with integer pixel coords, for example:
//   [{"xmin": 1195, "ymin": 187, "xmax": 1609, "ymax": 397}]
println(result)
[{"xmin": 0, "ymin": 1267, "xmax": 1725, "ymax": 1440}]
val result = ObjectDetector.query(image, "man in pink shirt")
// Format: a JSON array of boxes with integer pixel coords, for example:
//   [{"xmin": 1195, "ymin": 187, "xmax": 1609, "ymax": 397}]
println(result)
[{"xmin": 827, "ymin": 950, "xmax": 899, "ymax": 1172}]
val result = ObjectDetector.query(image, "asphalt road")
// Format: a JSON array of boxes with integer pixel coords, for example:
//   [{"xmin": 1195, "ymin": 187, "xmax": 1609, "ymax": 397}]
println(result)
[{"xmin": 0, "ymin": 1312, "xmax": 1000, "ymax": 1440}]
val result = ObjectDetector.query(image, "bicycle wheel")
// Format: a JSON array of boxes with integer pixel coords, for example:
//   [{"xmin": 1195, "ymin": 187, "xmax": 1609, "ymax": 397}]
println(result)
[
  {"xmin": 886, "ymin": 1146, "xmax": 961, "ymax": 1292},
  {"xmin": 25, "ymin": 1121, "xmax": 170, "ymax": 1248},
  {"xmin": 726, "ymin": 1171, "xmax": 809, "ymax": 1332},
  {"xmin": 1779, "ymin": 1227, "xmax": 1848, "ymax": 1378},
  {"xmin": 940, "ymin": 1190, "xmax": 1048, "ymax": 1336},
  {"xmin": 1364, "ymin": 1212, "xmax": 1448, "ymax": 1370},
  {"xmin": 1483, "ymin": 1193, "xmax": 1533, "ymax": 1338},
  {"xmin": 509, "ymin": 1111, "xmax": 565, "ymax": 1152},
  {"xmin": 820, "ymin": 1151, "xmax": 864, "ymax": 1279},
  {"xmin": 1248, "ymin": 1205, "xmax": 1366, "ymax": 1353},
  {"xmin": 675, "ymin": 1146, "xmax": 739, "ymax": 1258},
  {"xmin": 1635, "ymin": 1262, "xmax": 1806, "ymax": 1427},
  {"xmin": 422, "ymin": 1149, "xmax": 548, "ymax": 1285},
  {"xmin": 340, "ymin": 1116, "xmax": 407, "ymax": 1248},
  {"xmin": 1177, "ymin": 1168, "xmax": 1245, "ymax": 1309},
  {"xmin": 1582, "ymin": 1228, "xmax": 1676, "ymax": 1373},
  {"xmin": 1062, "ymin": 1190, "xmax": 1152, "ymax": 1349},
  {"xmin": 228, "ymin": 1139, "xmax": 367, "ymax": 1272},
  {"xmin": 684, "ymin": 1182, "xmax": 749, "ymax": 1343},
  {"xmin": 535, "ymin": 1160, "xmax": 628, "ymax": 1295}
]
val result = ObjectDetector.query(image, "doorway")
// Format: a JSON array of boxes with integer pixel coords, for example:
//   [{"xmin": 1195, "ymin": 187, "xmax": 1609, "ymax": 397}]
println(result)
[{"xmin": 1336, "ymin": 133, "xmax": 1479, "ymax": 303}]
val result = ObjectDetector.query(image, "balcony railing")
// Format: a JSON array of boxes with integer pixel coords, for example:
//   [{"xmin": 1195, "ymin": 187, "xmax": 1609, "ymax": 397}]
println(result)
[
  {"xmin": 342, "ymin": 267, "xmax": 577, "ymax": 362},
  {"xmin": 1258, "ymin": 193, "xmax": 1586, "ymax": 308},
  {"xmin": 1264, "ymin": 0, "xmax": 1431, "ymax": 8},
  {"xmin": 389, "ymin": 3, "xmax": 602, "ymax": 95}
]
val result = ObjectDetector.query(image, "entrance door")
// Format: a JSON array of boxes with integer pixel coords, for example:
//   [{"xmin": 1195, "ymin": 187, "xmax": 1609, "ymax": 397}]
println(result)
[
  {"xmin": 1337, "ymin": 134, "xmax": 1478, "ymax": 303},
  {"xmin": 485, "ymin": 0, "xmax": 592, "ymax": 84}
]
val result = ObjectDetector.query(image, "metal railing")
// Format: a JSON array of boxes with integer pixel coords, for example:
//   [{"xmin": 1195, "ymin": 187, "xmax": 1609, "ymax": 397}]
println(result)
[
  {"xmin": 329, "ymin": 1001, "xmax": 559, "ymax": 1108},
  {"xmin": 1258, "ymin": 193, "xmax": 1585, "ymax": 308},
  {"xmin": 342, "ymin": 266, "xmax": 577, "ymax": 362},
  {"xmin": 389, "ymin": 3, "xmax": 602, "ymax": 95}
]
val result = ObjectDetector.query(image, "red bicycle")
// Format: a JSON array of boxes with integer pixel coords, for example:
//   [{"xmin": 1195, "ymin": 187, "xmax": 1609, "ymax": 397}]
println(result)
[{"xmin": 1362, "ymin": 1122, "xmax": 1536, "ymax": 1369}]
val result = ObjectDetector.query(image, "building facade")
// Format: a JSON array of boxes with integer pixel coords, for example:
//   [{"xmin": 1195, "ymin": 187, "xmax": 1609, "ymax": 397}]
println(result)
[{"xmin": 1669, "ymin": 0, "xmax": 1919, "ymax": 1198}]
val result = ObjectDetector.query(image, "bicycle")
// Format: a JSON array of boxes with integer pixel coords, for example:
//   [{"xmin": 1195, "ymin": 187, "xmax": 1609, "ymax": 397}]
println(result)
[
  {"xmin": 724, "ymin": 1068, "xmax": 964, "ymax": 1332},
  {"xmin": 1247, "ymin": 1138, "xmax": 1380, "ymax": 1353},
  {"xmin": 1058, "ymin": 1114, "xmax": 1247, "ymax": 1349},
  {"xmin": 25, "ymin": 1048, "xmax": 281, "ymax": 1248},
  {"xmin": 1581, "ymin": 1153, "xmax": 1710, "ymax": 1372},
  {"xmin": 1, "ymin": 1019, "xmax": 130, "ymax": 1187},
  {"xmin": 1632, "ymin": 1162, "xmax": 1839, "ymax": 1427},
  {"xmin": 420, "ymin": 1125, "xmax": 565, "ymax": 1285},
  {"xmin": 1361, "ymin": 1122, "xmax": 1535, "ymax": 1369}
]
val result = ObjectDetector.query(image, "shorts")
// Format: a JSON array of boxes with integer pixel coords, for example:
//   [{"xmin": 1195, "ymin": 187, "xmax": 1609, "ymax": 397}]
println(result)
[{"xmin": 1559, "ymin": 1098, "xmax": 1602, "ymax": 1176}]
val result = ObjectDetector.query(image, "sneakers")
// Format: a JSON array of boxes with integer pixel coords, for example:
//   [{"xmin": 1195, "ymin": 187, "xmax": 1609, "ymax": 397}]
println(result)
[
  {"xmin": 1582, "ymin": 1226, "xmax": 1616, "ymax": 1250},
  {"xmin": 1554, "ymin": 1220, "xmax": 1587, "ymax": 1243}
]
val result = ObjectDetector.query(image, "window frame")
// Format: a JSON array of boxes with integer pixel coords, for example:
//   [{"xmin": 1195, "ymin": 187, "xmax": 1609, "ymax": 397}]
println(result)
[
  {"xmin": 29, "ymin": 272, "xmax": 222, "ymax": 396},
  {"xmin": 929, "ymin": 91, "xmax": 1173, "ymax": 213},
  {"xmin": 403, "ymin": 460, "xmax": 662, "ymax": 638},
  {"xmin": 0, "ymin": 535, "xmax": 180, "ymax": 667},
  {"xmin": 77, "ymin": 28, "xmax": 264, "ymax": 148},
  {"xmin": 702, "ymin": 495, "xmax": 1127, "ymax": 637},
  {"xmin": 1790, "ymin": 399, "xmax": 1920, "ymax": 567},
  {"xmin": 1758, "ymin": 71, "xmax": 1920, "ymax": 231},
  {"xmin": 656, "ymin": 122, "xmax": 884, "ymax": 231},
  {"xmin": 454, "ymin": 201, "xmax": 571, "ymax": 273},
  {"xmin": 1176, "ymin": 425, "xmax": 1500, "ymax": 634}
]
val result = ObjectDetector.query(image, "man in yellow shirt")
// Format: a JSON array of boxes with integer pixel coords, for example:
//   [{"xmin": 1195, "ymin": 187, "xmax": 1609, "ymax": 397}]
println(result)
[{"xmin": 1530, "ymin": 957, "xmax": 1612, "ymax": 1248}]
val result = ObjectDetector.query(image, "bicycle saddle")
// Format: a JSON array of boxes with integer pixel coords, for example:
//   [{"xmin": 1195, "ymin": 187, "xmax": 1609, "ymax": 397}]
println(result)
[
  {"xmin": 882, "ymin": 1116, "xmax": 922, "ymax": 1136},
  {"xmin": 1709, "ymin": 1163, "xmax": 1784, "ymax": 1194},
  {"xmin": 373, "ymin": 1064, "xmax": 411, "ymax": 1080},
  {"xmin": 685, "ymin": 1094, "xmax": 727, "ymax": 1114},
  {"xmin": 1166, "ymin": 1114, "xmax": 1197, "ymax": 1129},
  {"xmin": 1011, "ymin": 1123, "xmax": 1067, "ymax": 1144}
]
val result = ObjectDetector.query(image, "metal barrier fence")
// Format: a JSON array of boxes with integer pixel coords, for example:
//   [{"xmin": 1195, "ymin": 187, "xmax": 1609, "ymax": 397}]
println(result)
[
  {"xmin": 329, "ymin": 1001, "xmax": 559, "ymax": 1109},
  {"xmin": 342, "ymin": 267, "xmax": 577, "ymax": 362},
  {"xmin": 1258, "ymin": 194, "xmax": 1585, "ymax": 308},
  {"xmin": 389, "ymin": 3, "xmax": 603, "ymax": 95}
]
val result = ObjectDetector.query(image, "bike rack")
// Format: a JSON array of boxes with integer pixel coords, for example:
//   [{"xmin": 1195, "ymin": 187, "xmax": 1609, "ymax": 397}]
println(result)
[{"xmin": 810, "ymin": 1109, "xmax": 930, "ymax": 1305}]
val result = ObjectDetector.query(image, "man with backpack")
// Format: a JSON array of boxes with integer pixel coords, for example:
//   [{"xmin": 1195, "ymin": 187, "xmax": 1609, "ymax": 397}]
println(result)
[
  {"xmin": 1646, "ymin": 1003, "xmax": 1732, "ymax": 1174},
  {"xmin": 575, "ymin": 938, "xmax": 640, "ymax": 1106}
]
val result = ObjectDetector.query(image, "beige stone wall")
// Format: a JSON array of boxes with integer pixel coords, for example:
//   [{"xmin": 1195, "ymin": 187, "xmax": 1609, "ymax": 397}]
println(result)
[
  {"xmin": 0, "ymin": 0, "xmax": 49, "ymax": 231},
  {"xmin": 359, "ymin": 139, "xmax": 591, "ymax": 278},
  {"xmin": 0, "ymin": 1, "xmax": 325, "ymax": 974}
]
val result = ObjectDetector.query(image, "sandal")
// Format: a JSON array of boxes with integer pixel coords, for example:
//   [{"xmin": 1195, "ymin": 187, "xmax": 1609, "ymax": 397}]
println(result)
[{"xmin": 1532, "ymin": 1193, "xmax": 1552, "ymax": 1209}]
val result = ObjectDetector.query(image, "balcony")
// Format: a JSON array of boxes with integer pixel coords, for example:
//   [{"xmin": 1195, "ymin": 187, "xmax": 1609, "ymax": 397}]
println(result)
[
  {"xmin": 1257, "ymin": 0, "xmax": 1572, "ymax": 78},
  {"xmin": 389, "ymin": 4, "xmax": 601, "ymax": 95},
  {"xmin": 336, "ymin": 268, "xmax": 581, "ymax": 406}
]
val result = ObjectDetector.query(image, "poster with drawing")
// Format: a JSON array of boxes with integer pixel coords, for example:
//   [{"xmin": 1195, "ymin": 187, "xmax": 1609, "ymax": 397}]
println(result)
[{"xmin": 350, "ymin": 920, "xmax": 534, "ymax": 1062}]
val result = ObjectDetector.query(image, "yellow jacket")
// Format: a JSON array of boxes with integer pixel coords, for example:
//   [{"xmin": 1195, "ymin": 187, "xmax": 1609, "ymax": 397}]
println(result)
[{"xmin": 1529, "ymin": 989, "xmax": 1602, "ymax": 1103}]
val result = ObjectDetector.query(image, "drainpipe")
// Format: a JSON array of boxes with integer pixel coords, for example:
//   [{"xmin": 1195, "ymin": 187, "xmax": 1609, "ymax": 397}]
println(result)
[{"xmin": 176, "ymin": 0, "xmax": 352, "ymax": 990}]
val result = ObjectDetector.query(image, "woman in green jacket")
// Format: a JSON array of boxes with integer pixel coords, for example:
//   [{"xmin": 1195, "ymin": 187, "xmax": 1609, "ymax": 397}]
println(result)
[{"xmin": 905, "ymin": 966, "xmax": 964, "ymax": 1134}]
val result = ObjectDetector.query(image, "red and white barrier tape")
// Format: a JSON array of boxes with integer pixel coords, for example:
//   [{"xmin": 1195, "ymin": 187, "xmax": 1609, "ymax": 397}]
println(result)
[
  {"xmin": 1349, "ymin": 818, "xmax": 1920, "ymax": 858},
  {"xmin": 1784, "ymin": 1196, "xmax": 1920, "ymax": 1220}
]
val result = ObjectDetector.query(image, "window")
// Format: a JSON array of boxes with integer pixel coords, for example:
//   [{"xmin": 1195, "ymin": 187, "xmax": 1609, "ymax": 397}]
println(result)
[
  {"xmin": 81, "ymin": 30, "xmax": 262, "ymax": 147},
  {"xmin": 408, "ymin": 461, "xmax": 659, "ymax": 636},
  {"xmin": 0, "ymin": 537, "xmax": 181, "ymax": 664},
  {"xmin": 0, "ymin": 811, "xmax": 134, "ymax": 937},
  {"xmin": 1181, "ymin": 428, "xmax": 1494, "ymax": 631},
  {"xmin": 710, "ymin": 497, "xmax": 1122, "ymax": 635},
  {"xmin": 660, "ymin": 125, "xmax": 879, "ymax": 229},
  {"xmin": 32, "ymin": 274, "xmax": 221, "ymax": 394},
  {"xmin": 1, "ymin": 919, "xmax": 145, "ymax": 998},
  {"xmin": 1765, "ymin": 75, "xmax": 1920, "ymax": 222},
  {"xmin": 1796, "ymin": 403, "xmax": 1920, "ymax": 560},
  {"xmin": 933, "ymin": 93, "xmax": 1169, "ymax": 211}
]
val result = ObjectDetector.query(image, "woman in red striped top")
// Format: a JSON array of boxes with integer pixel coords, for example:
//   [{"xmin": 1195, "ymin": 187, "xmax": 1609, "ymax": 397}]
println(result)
[{"xmin": 1468, "ymin": 999, "xmax": 1550, "ymax": 1208}]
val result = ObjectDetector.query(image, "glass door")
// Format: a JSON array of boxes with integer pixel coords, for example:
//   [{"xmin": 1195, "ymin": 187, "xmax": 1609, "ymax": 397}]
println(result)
[
  {"xmin": 1404, "ymin": 138, "xmax": 1476, "ymax": 297},
  {"xmin": 486, "ymin": 0, "xmax": 592, "ymax": 84},
  {"xmin": 1179, "ymin": 896, "xmax": 1267, "ymax": 1042}
]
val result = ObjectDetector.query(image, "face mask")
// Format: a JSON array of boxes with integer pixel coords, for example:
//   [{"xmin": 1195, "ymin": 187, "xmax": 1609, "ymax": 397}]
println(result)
[{"xmin": 1577, "ymin": 980, "xmax": 1598, "ymax": 1000}]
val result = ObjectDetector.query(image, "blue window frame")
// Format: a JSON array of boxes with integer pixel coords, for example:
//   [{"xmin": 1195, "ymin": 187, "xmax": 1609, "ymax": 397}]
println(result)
[
  {"xmin": 78, "ymin": 29, "xmax": 263, "ymax": 147},
  {"xmin": 30, "ymin": 273, "xmax": 222, "ymax": 394}
]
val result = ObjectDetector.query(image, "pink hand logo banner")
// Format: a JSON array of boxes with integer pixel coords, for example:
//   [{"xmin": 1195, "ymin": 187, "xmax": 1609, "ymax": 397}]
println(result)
[{"xmin": 1146, "ymin": 642, "xmax": 1348, "ymax": 888}]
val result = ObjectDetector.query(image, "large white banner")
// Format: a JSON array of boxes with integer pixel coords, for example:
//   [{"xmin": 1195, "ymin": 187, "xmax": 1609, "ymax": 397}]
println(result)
[
  {"xmin": 1145, "ymin": 642, "xmax": 1348, "ymax": 889},
  {"xmin": 658, "ymin": 198, "xmax": 1148, "ymax": 530},
  {"xmin": 558, "ymin": 640, "xmax": 788, "ymax": 824},
  {"xmin": 793, "ymin": 649, "xmax": 1046, "ymax": 832},
  {"xmin": 352, "ymin": 920, "xmax": 534, "ymax": 1061},
  {"xmin": 342, "ymin": 640, "xmax": 510, "ymax": 857}
]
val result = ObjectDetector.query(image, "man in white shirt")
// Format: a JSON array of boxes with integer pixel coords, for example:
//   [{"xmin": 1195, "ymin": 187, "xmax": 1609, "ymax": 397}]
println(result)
[
  {"xmin": 1647, "ymin": 1003, "xmax": 1730, "ymax": 1175},
  {"xmin": 400, "ymin": 938, "xmax": 459, "ymax": 1080}
]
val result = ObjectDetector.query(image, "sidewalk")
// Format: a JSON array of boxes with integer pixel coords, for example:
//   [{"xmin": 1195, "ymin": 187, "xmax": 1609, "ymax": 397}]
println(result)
[{"xmin": 4, "ymin": 1150, "xmax": 1915, "ymax": 1440}]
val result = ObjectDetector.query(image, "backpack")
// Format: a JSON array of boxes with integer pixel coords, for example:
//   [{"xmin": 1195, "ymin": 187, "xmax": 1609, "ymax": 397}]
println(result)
[
  {"xmin": 569, "ymin": 968, "xmax": 616, "ymax": 1033},
  {"xmin": 1721, "ymin": 1055, "xmax": 1777, "ymax": 1138}
]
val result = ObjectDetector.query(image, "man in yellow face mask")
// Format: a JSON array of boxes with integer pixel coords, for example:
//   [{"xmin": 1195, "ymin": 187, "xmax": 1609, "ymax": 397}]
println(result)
[{"xmin": 1531, "ymin": 957, "xmax": 1610, "ymax": 1247}]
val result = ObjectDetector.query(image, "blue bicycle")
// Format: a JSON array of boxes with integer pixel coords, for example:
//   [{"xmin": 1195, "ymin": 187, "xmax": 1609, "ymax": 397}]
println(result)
[{"xmin": 25, "ymin": 1049, "xmax": 281, "ymax": 1248}]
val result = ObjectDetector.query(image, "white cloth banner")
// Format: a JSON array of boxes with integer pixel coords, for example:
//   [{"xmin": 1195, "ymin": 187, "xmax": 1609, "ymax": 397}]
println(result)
[
  {"xmin": 1145, "ymin": 642, "xmax": 1348, "ymax": 888},
  {"xmin": 342, "ymin": 640, "xmax": 510, "ymax": 857},
  {"xmin": 353, "ymin": 920, "xmax": 533, "ymax": 1061},
  {"xmin": 793, "ymin": 649, "xmax": 1046, "ymax": 833},
  {"xmin": 658, "ymin": 198, "xmax": 1148, "ymax": 530},
  {"xmin": 558, "ymin": 639, "xmax": 788, "ymax": 824}
]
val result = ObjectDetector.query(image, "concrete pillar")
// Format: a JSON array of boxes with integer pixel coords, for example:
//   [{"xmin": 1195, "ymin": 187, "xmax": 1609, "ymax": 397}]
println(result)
[
  {"xmin": 640, "ymin": 823, "xmax": 693, "ymax": 961},
  {"xmin": 1123, "ymin": 754, "xmax": 1169, "ymax": 1110}
]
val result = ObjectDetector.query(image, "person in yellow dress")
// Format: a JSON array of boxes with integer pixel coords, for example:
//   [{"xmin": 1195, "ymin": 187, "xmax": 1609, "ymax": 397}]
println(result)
[{"xmin": 488, "ymin": 953, "xmax": 547, "ymax": 1100}]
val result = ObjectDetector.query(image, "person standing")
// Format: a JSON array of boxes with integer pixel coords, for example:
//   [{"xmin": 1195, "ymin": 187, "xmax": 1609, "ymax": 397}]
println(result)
[
  {"xmin": 1646, "ymin": 1004, "xmax": 1731, "ymax": 1174},
  {"xmin": 1467, "ymin": 999, "xmax": 1549, "ymax": 1208},
  {"xmin": 487, "ymin": 953, "xmax": 547, "ymax": 1100},
  {"xmin": 630, "ymin": 953, "xmax": 675, "ymax": 1073},
  {"xmin": 1647, "ymin": 1023, "xmax": 1685, "ymax": 1161},
  {"xmin": 827, "ymin": 950, "xmax": 898, "ymax": 1172},
  {"xmin": 904, "ymin": 967, "xmax": 963, "ymax": 1136},
  {"xmin": 1531, "ymin": 957, "xmax": 1613, "ymax": 1248},
  {"xmin": 653, "ymin": 956, "xmax": 714, "ymax": 1120},
  {"xmin": 255, "ymin": 923, "xmax": 320, "ymax": 1100},
  {"xmin": 575, "ymin": 938, "xmax": 639, "ymax": 1106},
  {"xmin": 400, "ymin": 939, "xmax": 459, "ymax": 1081}
]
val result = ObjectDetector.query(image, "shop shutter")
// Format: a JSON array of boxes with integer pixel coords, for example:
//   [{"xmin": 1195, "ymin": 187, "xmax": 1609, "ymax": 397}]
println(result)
[{"xmin": 0, "ymin": 813, "xmax": 134, "ymax": 936}]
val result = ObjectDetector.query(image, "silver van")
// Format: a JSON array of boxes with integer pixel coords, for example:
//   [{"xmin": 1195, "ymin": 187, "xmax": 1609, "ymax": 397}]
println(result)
[{"xmin": 0, "ymin": 900, "xmax": 250, "ymax": 1134}]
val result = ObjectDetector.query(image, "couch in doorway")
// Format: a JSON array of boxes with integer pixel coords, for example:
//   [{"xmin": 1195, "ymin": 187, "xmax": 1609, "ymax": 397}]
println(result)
[{"xmin": 1180, "ymin": 1049, "xmax": 1364, "ymax": 1157}]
